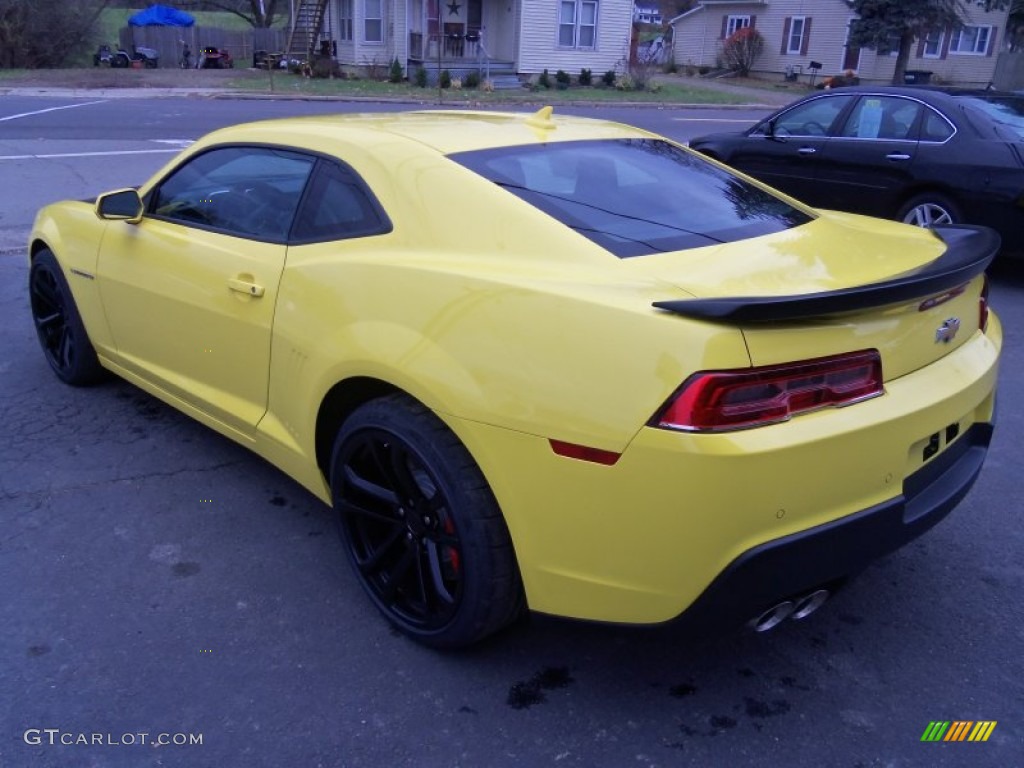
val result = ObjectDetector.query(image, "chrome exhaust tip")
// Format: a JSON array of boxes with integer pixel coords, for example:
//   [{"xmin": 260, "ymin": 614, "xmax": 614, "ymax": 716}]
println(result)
[
  {"xmin": 790, "ymin": 589, "xmax": 830, "ymax": 620},
  {"xmin": 750, "ymin": 588, "xmax": 832, "ymax": 632},
  {"xmin": 750, "ymin": 600, "xmax": 795, "ymax": 632}
]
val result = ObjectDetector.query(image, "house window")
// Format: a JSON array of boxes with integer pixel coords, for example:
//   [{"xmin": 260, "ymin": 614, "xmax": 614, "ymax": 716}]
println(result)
[
  {"xmin": 786, "ymin": 16, "xmax": 807, "ymax": 54},
  {"xmin": 725, "ymin": 15, "xmax": 751, "ymax": 38},
  {"xmin": 559, "ymin": 1, "xmax": 598, "ymax": 49},
  {"xmin": 364, "ymin": 0, "xmax": 383, "ymax": 44},
  {"xmin": 950, "ymin": 25, "xmax": 992, "ymax": 55},
  {"xmin": 922, "ymin": 29, "xmax": 944, "ymax": 58},
  {"xmin": 339, "ymin": 0, "xmax": 353, "ymax": 42}
]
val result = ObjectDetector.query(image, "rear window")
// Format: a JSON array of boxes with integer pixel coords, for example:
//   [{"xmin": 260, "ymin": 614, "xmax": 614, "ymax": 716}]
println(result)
[
  {"xmin": 956, "ymin": 95, "xmax": 1024, "ymax": 140},
  {"xmin": 451, "ymin": 139, "xmax": 812, "ymax": 257}
]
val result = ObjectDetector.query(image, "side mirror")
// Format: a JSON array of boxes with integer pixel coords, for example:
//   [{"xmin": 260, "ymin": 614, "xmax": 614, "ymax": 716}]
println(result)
[{"xmin": 96, "ymin": 189, "xmax": 143, "ymax": 223}]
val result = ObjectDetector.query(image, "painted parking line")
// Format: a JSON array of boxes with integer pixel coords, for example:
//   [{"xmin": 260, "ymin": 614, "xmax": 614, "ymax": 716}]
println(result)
[
  {"xmin": 0, "ymin": 148, "xmax": 182, "ymax": 161},
  {"xmin": 672, "ymin": 117, "xmax": 754, "ymax": 123},
  {"xmin": 0, "ymin": 100, "xmax": 108, "ymax": 123}
]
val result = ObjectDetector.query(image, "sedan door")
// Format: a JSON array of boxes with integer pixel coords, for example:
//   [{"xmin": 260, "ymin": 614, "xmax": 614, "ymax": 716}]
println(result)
[
  {"xmin": 723, "ymin": 93, "xmax": 855, "ymax": 203},
  {"xmin": 809, "ymin": 95, "xmax": 924, "ymax": 217},
  {"xmin": 97, "ymin": 146, "xmax": 315, "ymax": 436}
]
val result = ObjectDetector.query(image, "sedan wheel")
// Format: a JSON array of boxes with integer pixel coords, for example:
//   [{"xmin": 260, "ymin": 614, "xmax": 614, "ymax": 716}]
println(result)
[
  {"xmin": 29, "ymin": 250, "xmax": 104, "ymax": 385},
  {"xmin": 331, "ymin": 395, "xmax": 523, "ymax": 648},
  {"xmin": 898, "ymin": 194, "xmax": 960, "ymax": 228}
]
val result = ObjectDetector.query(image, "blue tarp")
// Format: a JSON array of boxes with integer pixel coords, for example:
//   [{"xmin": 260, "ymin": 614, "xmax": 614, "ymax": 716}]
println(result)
[{"xmin": 128, "ymin": 5, "xmax": 195, "ymax": 27}]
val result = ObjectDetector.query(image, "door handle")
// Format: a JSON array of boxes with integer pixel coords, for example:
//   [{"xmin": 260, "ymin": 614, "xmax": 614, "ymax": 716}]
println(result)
[
  {"xmin": 228, "ymin": 278, "xmax": 265, "ymax": 297},
  {"xmin": 886, "ymin": 153, "xmax": 911, "ymax": 161},
  {"xmin": 797, "ymin": 147, "xmax": 817, "ymax": 155}
]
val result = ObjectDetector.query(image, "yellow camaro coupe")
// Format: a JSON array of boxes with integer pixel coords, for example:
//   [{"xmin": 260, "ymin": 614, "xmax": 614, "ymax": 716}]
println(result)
[{"xmin": 28, "ymin": 108, "xmax": 1001, "ymax": 648}]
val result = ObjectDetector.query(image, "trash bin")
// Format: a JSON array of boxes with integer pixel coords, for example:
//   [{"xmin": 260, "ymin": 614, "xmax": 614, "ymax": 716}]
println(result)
[{"xmin": 904, "ymin": 70, "xmax": 933, "ymax": 85}]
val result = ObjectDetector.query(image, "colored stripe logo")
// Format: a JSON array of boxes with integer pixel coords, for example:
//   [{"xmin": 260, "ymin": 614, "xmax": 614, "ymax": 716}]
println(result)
[{"xmin": 921, "ymin": 721, "xmax": 997, "ymax": 742}]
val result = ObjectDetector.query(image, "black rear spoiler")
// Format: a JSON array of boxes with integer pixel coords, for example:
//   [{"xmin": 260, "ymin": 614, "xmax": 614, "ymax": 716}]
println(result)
[{"xmin": 652, "ymin": 225, "xmax": 999, "ymax": 323}]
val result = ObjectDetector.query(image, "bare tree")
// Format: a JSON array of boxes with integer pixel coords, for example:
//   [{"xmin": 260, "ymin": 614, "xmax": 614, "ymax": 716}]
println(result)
[
  {"xmin": 0, "ymin": 0, "xmax": 111, "ymax": 68},
  {"xmin": 721, "ymin": 27, "xmax": 764, "ymax": 77},
  {"xmin": 181, "ymin": 0, "xmax": 287, "ymax": 28}
]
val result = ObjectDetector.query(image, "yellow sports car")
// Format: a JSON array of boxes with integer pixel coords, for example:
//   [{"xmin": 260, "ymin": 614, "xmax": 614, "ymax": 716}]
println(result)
[{"xmin": 28, "ymin": 108, "xmax": 1001, "ymax": 648}]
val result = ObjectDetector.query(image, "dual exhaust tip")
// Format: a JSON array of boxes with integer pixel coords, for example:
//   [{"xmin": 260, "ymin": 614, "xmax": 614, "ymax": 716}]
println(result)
[{"xmin": 750, "ymin": 589, "xmax": 831, "ymax": 632}]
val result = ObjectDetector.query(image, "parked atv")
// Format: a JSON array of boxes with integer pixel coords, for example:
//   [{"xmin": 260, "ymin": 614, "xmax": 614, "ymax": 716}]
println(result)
[
  {"xmin": 198, "ymin": 46, "xmax": 233, "ymax": 69},
  {"xmin": 93, "ymin": 44, "xmax": 116, "ymax": 66},
  {"xmin": 102, "ymin": 45, "xmax": 159, "ymax": 69}
]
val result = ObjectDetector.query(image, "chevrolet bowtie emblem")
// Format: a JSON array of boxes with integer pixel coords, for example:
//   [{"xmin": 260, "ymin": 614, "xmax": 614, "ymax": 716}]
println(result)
[{"xmin": 935, "ymin": 317, "xmax": 961, "ymax": 344}]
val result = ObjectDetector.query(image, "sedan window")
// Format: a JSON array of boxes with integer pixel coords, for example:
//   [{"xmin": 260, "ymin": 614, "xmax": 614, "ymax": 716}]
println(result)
[
  {"xmin": 772, "ymin": 95, "xmax": 854, "ymax": 137},
  {"xmin": 957, "ymin": 95, "xmax": 1024, "ymax": 139},
  {"xmin": 839, "ymin": 96, "xmax": 921, "ymax": 140},
  {"xmin": 151, "ymin": 146, "xmax": 315, "ymax": 241},
  {"xmin": 920, "ymin": 109, "xmax": 955, "ymax": 142}
]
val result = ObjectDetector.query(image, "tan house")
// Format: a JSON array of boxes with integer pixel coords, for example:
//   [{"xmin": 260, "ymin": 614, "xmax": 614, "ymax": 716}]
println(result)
[
  {"xmin": 670, "ymin": 0, "xmax": 1011, "ymax": 87},
  {"xmin": 303, "ymin": 0, "xmax": 634, "ymax": 79}
]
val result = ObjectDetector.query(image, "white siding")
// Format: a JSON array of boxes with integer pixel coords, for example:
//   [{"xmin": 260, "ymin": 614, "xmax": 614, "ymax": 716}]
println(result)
[
  {"xmin": 753, "ymin": 1, "xmax": 853, "ymax": 77},
  {"xmin": 856, "ymin": 4, "xmax": 1005, "ymax": 87},
  {"xmin": 518, "ymin": 0, "xmax": 633, "ymax": 74},
  {"xmin": 671, "ymin": 2, "xmax": 769, "ymax": 70},
  {"xmin": 672, "ymin": 0, "xmax": 1007, "ymax": 86}
]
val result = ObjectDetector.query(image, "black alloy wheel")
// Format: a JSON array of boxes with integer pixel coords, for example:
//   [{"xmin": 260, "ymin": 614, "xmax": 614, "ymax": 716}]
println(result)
[
  {"xmin": 29, "ymin": 250, "xmax": 104, "ymax": 385},
  {"xmin": 331, "ymin": 395, "xmax": 523, "ymax": 648}
]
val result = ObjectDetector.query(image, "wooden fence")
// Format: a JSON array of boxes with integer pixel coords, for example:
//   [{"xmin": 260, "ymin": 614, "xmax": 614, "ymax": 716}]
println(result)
[
  {"xmin": 116, "ymin": 26, "xmax": 288, "ymax": 68},
  {"xmin": 992, "ymin": 52, "xmax": 1024, "ymax": 91}
]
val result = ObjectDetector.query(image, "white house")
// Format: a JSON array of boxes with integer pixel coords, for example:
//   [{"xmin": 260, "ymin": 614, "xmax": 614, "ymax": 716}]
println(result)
[
  {"xmin": 670, "ymin": 0, "xmax": 1011, "ymax": 87},
  {"xmin": 315, "ymin": 0, "xmax": 635, "ymax": 77},
  {"xmin": 634, "ymin": 4, "xmax": 664, "ymax": 25}
]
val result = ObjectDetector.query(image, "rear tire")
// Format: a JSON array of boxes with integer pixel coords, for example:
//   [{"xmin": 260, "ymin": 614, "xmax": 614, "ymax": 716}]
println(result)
[
  {"xmin": 29, "ymin": 250, "xmax": 104, "ymax": 386},
  {"xmin": 897, "ymin": 193, "xmax": 961, "ymax": 228},
  {"xmin": 330, "ymin": 394, "xmax": 524, "ymax": 649}
]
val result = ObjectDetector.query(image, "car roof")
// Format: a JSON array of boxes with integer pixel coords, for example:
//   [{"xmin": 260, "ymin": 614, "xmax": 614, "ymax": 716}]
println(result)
[
  {"xmin": 801, "ymin": 84, "xmax": 1021, "ymax": 105},
  {"xmin": 192, "ymin": 108, "xmax": 652, "ymax": 157}
]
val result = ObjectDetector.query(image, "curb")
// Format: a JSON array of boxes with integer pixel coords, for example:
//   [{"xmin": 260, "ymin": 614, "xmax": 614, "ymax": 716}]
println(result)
[{"xmin": 0, "ymin": 86, "xmax": 781, "ymax": 111}]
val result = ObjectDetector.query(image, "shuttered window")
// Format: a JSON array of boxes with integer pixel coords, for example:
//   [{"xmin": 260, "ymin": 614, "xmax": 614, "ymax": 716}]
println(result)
[
  {"xmin": 949, "ymin": 25, "xmax": 993, "ymax": 55},
  {"xmin": 781, "ymin": 16, "xmax": 811, "ymax": 55}
]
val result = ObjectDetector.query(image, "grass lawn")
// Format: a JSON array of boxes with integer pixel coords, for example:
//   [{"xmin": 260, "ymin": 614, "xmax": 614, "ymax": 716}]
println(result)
[
  {"xmin": 0, "ymin": 65, "xmax": 792, "ymax": 107},
  {"xmin": 230, "ymin": 72, "xmax": 754, "ymax": 105}
]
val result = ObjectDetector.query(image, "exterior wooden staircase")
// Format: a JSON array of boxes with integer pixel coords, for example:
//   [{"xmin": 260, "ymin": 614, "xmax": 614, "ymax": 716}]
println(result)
[{"xmin": 285, "ymin": 0, "xmax": 329, "ymax": 62}]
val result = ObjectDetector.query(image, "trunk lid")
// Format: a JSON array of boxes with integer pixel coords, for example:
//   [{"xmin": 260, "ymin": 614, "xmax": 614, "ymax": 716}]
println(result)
[{"xmin": 630, "ymin": 212, "xmax": 995, "ymax": 380}]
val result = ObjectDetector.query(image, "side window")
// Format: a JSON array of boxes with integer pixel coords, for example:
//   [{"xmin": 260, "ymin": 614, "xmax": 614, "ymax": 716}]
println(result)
[
  {"xmin": 920, "ymin": 108, "xmax": 955, "ymax": 142},
  {"xmin": 151, "ymin": 147, "xmax": 314, "ymax": 241},
  {"xmin": 291, "ymin": 161, "xmax": 391, "ymax": 242},
  {"xmin": 774, "ymin": 95, "xmax": 853, "ymax": 137},
  {"xmin": 839, "ymin": 96, "xmax": 921, "ymax": 140}
]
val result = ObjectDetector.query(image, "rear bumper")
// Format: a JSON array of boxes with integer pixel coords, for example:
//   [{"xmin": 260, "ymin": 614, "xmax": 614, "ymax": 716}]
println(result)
[
  {"xmin": 446, "ymin": 316, "xmax": 1001, "ymax": 627},
  {"xmin": 671, "ymin": 422, "xmax": 993, "ymax": 632}
]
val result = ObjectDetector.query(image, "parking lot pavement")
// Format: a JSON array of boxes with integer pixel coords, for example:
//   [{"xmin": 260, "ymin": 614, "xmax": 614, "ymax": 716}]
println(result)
[{"xmin": 3, "ymin": 98, "xmax": 1023, "ymax": 766}]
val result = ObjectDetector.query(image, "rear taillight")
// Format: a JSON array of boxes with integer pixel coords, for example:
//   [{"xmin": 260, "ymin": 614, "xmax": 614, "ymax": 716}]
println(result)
[
  {"xmin": 652, "ymin": 350, "xmax": 884, "ymax": 432},
  {"xmin": 979, "ymin": 274, "xmax": 990, "ymax": 333}
]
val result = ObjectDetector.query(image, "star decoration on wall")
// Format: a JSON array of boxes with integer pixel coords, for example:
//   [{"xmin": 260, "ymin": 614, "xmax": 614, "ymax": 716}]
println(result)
[{"xmin": 447, "ymin": 1, "xmax": 461, "ymax": 16}]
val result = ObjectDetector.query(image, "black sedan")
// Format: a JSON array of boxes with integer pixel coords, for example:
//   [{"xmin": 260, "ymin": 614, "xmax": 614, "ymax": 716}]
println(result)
[{"xmin": 690, "ymin": 86, "xmax": 1024, "ymax": 256}]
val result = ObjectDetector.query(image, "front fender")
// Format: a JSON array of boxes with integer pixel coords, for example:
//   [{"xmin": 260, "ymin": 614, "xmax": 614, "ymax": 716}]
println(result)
[{"xmin": 29, "ymin": 202, "xmax": 115, "ymax": 355}]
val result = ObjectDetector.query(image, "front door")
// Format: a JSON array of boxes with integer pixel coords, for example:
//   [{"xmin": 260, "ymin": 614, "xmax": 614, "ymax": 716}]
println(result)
[
  {"xmin": 98, "ymin": 146, "xmax": 315, "ymax": 435},
  {"xmin": 732, "ymin": 93, "xmax": 856, "ymax": 203}
]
